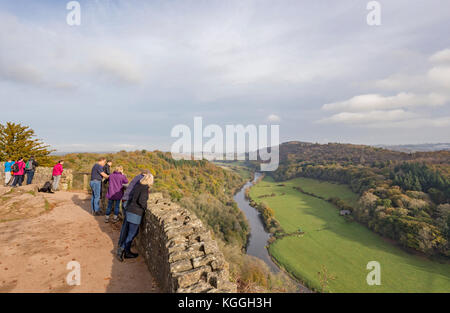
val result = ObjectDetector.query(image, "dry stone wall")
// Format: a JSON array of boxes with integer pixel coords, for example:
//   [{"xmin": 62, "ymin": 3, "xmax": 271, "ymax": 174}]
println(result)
[
  {"xmin": 0, "ymin": 165, "xmax": 73, "ymax": 190},
  {"xmin": 137, "ymin": 193, "xmax": 237, "ymax": 293}
]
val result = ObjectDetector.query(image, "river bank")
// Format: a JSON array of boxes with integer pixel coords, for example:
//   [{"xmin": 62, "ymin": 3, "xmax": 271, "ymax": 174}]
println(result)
[{"xmin": 234, "ymin": 173, "xmax": 312, "ymax": 292}]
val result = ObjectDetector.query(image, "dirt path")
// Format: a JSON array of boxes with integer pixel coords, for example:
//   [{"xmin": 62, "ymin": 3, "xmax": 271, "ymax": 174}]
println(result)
[{"xmin": 0, "ymin": 185, "xmax": 158, "ymax": 293}]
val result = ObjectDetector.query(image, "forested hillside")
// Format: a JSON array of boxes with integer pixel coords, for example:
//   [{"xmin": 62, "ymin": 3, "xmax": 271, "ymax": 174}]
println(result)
[
  {"xmin": 268, "ymin": 142, "xmax": 450, "ymax": 257},
  {"xmin": 55, "ymin": 150, "xmax": 248, "ymax": 247}
]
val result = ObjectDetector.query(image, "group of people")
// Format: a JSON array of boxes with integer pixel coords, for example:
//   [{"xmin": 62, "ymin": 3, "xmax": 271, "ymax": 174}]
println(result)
[
  {"xmin": 89, "ymin": 157, "xmax": 154, "ymax": 262},
  {"xmin": 3, "ymin": 156, "xmax": 39, "ymax": 187},
  {"xmin": 3, "ymin": 156, "xmax": 153, "ymax": 262},
  {"xmin": 3, "ymin": 157, "xmax": 64, "ymax": 192}
]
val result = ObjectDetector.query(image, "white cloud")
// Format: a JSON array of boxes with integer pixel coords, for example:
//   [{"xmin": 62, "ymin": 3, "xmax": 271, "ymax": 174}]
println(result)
[
  {"xmin": 267, "ymin": 114, "xmax": 281, "ymax": 122},
  {"xmin": 373, "ymin": 74, "xmax": 431, "ymax": 91},
  {"xmin": 430, "ymin": 49, "xmax": 450, "ymax": 64},
  {"xmin": 0, "ymin": 63, "xmax": 43, "ymax": 85},
  {"xmin": 427, "ymin": 66, "xmax": 450, "ymax": 87},
  {"xmin": 89, "ymin": 48, "xmax": 143, "ymax": 84},
  {"xmin": 321, "ymin": 47, "xmax": 450, "ymax": 130},
  {"xmin": 320, "ymin": 109, "xmax": 415, "ymax": 124},
  {"xmin": 322, "ymin": 92, "xmax": 447, "ymax": 112},
  {"xmin": 367, "ymin": 116, "xmax": 450, "ymax": 129}
]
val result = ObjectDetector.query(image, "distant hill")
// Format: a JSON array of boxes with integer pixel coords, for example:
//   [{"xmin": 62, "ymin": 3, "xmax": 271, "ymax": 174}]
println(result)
[
  {"xmin": 275, "ymin": 141, "xmax": 450, "ymax": 165},
  {"xmin": 376, "ymin": 143, "xmax": 450, "ymax": 153}
]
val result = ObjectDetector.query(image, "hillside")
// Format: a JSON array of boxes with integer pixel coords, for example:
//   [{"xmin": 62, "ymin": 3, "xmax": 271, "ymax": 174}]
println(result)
[
  {"xmin": 276, "ymin": 141, "xmax": 450, "ymax": 165},
  {"xmin": 376, "ymin": 143, "xmax": 450, "ymax": 153},
  {"xmin": 264, "ymin": 142, "xmax": 450, "ymax": 257}
]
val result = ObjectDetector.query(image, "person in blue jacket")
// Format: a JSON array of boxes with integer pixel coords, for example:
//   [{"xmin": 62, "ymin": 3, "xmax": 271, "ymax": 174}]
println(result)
[{"xmin": 4, "ymin": 158, "xmax": 15, "ymax": 186}]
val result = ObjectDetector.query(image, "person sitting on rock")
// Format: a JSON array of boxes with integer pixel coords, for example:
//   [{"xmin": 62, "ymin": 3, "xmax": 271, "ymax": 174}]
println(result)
[{"xmin": 116, "ymin": 173, "xmax": 153, "ymax": 262}]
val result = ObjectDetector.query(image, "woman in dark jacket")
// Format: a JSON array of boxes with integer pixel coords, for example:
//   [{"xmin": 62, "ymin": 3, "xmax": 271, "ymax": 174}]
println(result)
[{"xmin": 116, "ymin": 173, "xmax": 154, "ymax": 261}]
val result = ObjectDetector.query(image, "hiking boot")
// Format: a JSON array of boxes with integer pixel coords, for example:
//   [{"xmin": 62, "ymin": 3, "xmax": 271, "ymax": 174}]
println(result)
[
  {"xmin": 105, "ymin": 215, "xmax": 110, "ymax": 223},
  {"xmin": 124, "ymin": 250, "xmax": 139, "ymax": 259},
  {"xmin": 116, "ymin": 248, "xmax": 125, "ymax": 262},
  {"xmin": 112, "ymin": 215, "xmax": 119, "ymax": 223}
]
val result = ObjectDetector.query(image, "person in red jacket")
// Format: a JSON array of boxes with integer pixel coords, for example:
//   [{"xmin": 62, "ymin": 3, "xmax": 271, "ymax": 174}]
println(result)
[
  {"xmin": 11, "ymin": 157, "xmax": 26, "ymax": 187},
  {"xmin": 52, "ymin": 160, "xmax": 64, "ymax": 191}
]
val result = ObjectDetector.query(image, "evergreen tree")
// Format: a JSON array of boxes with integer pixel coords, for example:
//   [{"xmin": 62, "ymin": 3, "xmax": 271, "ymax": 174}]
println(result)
[{"xmin": 0, "ymin": 122, "xmax": 54, "ymax": 165}]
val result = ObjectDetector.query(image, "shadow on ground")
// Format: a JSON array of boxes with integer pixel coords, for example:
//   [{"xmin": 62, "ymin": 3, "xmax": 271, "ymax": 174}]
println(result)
[{"xmin": 70, "ymin": 193, "xmax": 158, "ymax": 293}]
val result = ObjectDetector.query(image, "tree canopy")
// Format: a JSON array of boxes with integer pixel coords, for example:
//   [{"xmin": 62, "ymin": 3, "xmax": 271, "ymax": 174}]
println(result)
[{"xmin": 0, "ymin": 122, "xmax": 54, "ymax": 165}]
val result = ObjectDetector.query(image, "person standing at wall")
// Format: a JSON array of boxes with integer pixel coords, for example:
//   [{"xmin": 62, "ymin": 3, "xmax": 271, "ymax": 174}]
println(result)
[
  {"xmin": 4, "ymin": 158, "xmax": 15, "ymax": 186},
  {"xmin": 11, "ymin": 157, "xmax": 26, "ymax": 187},
  {"xmin": 117, "ymin": 169, "xmax": 151, "ymax": 249},
  {"xmin": 90, "ymin": 157, "xmax": 109, "ymax": 216},
  {"xmin": 25, "ymin": 155, "xmax": 39, "ymax": 185},
  {"xmin": 105, "ymin": 166, "xmax": 128, "ymax": 223},
  {"xmin": 116, "ymin": 173, "xmax": 153, "ymax": 262},
  {"xmin": 52, "ymin": 160, "xmax": 64, "ymax": 191}
]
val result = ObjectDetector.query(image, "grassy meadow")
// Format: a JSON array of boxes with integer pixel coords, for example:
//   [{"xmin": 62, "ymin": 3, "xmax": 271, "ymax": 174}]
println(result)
[
  {"xmin": 214, "ymin": 161, "xmax": 254, "ymax": 181},
  {"xmin": 249, "ymin": 176, "xmax": 450, "ymax": 292}
]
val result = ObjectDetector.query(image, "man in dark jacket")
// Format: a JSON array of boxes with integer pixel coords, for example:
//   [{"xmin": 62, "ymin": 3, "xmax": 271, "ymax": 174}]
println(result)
[
  {"xmin": 25, "ymin": 156, "xmax": 39, "ymax": 185},
  {"xmin": 90, "ymin": 157, "xmax": 109, "ymax": 215}
]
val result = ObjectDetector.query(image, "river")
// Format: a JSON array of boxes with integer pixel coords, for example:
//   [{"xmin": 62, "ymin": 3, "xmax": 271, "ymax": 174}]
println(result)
[
  {"xmin": 234, "ymin": 172, "xmax": 311, "ymax": 292},
  {"xmin": 233, "ymin": 172, "xmax": 280, "ymax": 272}
]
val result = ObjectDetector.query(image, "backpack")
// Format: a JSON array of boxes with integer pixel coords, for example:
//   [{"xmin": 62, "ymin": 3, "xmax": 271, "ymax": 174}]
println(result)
[
  {"xmin": 26, "ymin": 161, "xmax": 32, "ymax": 170},
  {"xmin": 12, "ymin": 163, "xmax": 19, "ymax": 173}
]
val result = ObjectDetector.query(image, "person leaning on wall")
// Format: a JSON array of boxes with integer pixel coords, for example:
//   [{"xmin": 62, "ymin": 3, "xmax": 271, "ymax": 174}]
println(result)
[
  {"xmin": 25, "ymin": 155, "xmax": 39, "ymax": 185},
  {"xmin": 52, "ymin": 160, "xmax": 64, "ymax": 191},
  {"xmin": 116, "ymin": 172, "xmax": 154, "ymax": 262},
  {"xmin": 117, "ymin": 169, "xmax": 151, "ymax": 251}
]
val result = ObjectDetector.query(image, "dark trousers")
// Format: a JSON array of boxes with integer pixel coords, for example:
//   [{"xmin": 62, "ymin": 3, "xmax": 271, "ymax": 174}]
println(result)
[
  {"xmin": 122, "ymin": 222, "xmax": 140, "ymax": 252},
  {"xmin": 12, "ymin": 175, "xmax": 24, "ymax": 187},
  {"xmin": 118, "ymin": 200, "xmax": 129, "ymax": 248},
  {"xmin": 26, "ymin": 170, "xmax": 35, "ymax": 185}
]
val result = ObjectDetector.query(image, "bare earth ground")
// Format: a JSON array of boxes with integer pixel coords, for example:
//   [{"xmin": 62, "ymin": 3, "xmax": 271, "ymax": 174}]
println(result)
[{"xmin": 0, "ymin": 185, "xmax": 158, "ymax": 293}]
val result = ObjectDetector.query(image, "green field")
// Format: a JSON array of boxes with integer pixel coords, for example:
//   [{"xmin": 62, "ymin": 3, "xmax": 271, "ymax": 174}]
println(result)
[
  {"xmin": 214, "ymin": 161, "xmax": 253, "ymax": 180},
  {"xmin": 249, "ymin": 176, "xmax": 450, "ymax": 292},
  {"xmin": 292, "ymin": 177, "xmax": 359, "ymax": 207}
]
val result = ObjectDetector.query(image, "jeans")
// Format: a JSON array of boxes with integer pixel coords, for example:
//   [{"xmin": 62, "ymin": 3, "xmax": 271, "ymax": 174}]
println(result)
[
  {"xmin": 4, "ymin": 171, "xmax": 11, "ymax": 185},
  {"xmin": 12, "ymin": 175, "xmax": 24, "ymax": 187},
  {"xmin": 26, "ymin": 170, "xmax": 35, "ymax": 185},
  {"xmin": 106, "ymin": 199, "xmax": 120, "ymax": 216},
  {"xmin": 52, "ymin": 175, "xmax": 61, "ymax": 191},
  {"xmin": 90, "ymin": 180, "xmax": 102, "ymax": 213},
  {"xmin": 121, "ymin": 221, "xmax": 140, "ymax": 252},
  {"xmin": 118, "ymin": 201, "xmax": 129, "ymax": 248}
]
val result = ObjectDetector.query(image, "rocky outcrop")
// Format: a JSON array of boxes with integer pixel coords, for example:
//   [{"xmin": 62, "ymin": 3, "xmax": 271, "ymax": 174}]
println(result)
[
  {"xmin": 136, "ymin": 193, "xmax": 237, "ymax": 293},
  {"xmin": 0, "ymin": 165, "xmax": 73, "ymax": 190}
]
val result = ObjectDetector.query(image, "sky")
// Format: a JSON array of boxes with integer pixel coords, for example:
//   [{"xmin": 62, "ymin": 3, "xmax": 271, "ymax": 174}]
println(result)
[{"xmin": 0, "ymin": 0, "xmax": 449, "ymax": 152}]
